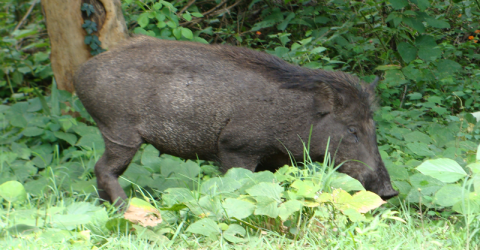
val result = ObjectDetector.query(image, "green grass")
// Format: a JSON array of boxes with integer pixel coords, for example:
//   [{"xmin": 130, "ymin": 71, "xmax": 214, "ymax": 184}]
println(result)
[
  {"xmin": 0, "ymin": 90, "xmax": 479, "ymax": 249},
  {"xmin": 0, "ymin": 194, "xmax": 476, "ymax": 250}
]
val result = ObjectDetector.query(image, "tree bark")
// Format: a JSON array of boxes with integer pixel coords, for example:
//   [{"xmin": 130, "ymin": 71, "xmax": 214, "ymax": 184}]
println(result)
[{"xmin": 41, "ymin": 0, "xmax": 128, "ymax": 92}]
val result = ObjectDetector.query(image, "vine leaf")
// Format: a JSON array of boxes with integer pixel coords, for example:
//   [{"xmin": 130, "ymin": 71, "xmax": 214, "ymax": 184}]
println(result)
[{"xmin": 81, "ymin": 3, "xmax": 95, "ymax": 17}]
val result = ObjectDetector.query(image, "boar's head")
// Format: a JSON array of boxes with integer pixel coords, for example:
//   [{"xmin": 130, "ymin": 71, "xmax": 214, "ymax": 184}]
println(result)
[{"xmin": 282, "ymin": 73, "xmax": 398, "ymax": 200}]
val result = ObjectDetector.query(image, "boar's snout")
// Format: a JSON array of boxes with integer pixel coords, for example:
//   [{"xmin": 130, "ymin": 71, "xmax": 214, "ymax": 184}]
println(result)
[
  {"xmin": 365, "ymin": 175, "xmax": 398, "ymax": 200},
  {"xmin": 349, "ymin": 159, "xmax": 399, "ymax": 200},
  {"xmin": 376, "ymin": 186, "xmax": 399, "ymax": 200}
]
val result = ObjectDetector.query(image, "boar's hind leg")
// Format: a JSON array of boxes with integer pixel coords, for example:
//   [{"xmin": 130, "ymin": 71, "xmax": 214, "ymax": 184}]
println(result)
[{"xmin": 95, "ymin": 137, "xmax": 142, "ymax": 207}]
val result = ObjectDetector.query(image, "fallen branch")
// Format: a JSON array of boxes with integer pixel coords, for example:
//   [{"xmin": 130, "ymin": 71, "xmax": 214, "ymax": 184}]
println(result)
[
  {"xmin": 14, "ymin": 0, "xmax": 38, "ymax": 32},
  {"xmin": 177, "ymin": 0, "xmax": 196, "ymax": 17},
  {"xmin": 180, "ymin": 0, "xmax": 242, "ymax": 27}
]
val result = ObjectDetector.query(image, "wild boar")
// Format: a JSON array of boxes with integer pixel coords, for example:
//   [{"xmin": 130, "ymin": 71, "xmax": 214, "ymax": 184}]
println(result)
[{"xmin": 74, "ymin": 35, "xmax": 398, "ymax": 206}]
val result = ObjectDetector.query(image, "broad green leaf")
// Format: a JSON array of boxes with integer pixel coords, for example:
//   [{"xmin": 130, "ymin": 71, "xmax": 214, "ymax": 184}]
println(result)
[
  {"xmin": 402, "ymin": 64, "xmax": 422, "ymax": 81},
  {"xmin": 477, "ymin": 144, "xmax": 480, "ymax": 162},
  {"xmin": 173, "ymin": 28, "xmax": 182, "ymax": 40},
  {"xmin": 38, "ymin": 230, "xmax": 78, "ymax": 244},
  {"xmin": 71, "ymin": 179, "xmax": 96, "ymax": 193},
  {"xmin": 330, "ymin": 189, "xmax": 385, "ymax": 213},
  {"xmin": 415, "ymin": 35, "xmax": 437, "ymax": 47},
  {"xmin": 54, "ymin": 131, "xmax": 77, "ymax": 145},
  {"xmin": 452, "ymin": 193, "xmax": 480, "ymax": 215},
  {"xmin": 186, "ymin": 218, "xmax": 220, "ymax": 237},
  {"xmin": 223, "ymin": 224, "xmax": 246, "ymax": 243},
  {"xmin": 393, "ymin": 180, "xmax": 412, "ymax": 194},
  {"xmin": 186, "ymin": 195, "xmax": 224, "ymax": 220},
  {"xmin": 153, "ymin": 2, "xmax": 162, "ymax": 10},
  {"xmin": 310, "ymin": 46, "xmax": 327, "ymax": 54},
  {"xmin": 11, "ymin": 163, "xmax": 36, "ymax": 183},
  {"xmin": 0, "ymin": 151, "xmax": 18, "ymax": 164},
  {"xmin": 76, "ymin": 134, "xmax": 105, "ymax": 149},
  {"xmin": 407, "ymin": 173, "xmax": 444, "ymax": 203},
  {"xmin": 158, "ymin": 159, "xmax": 200, "ymax": 189},
  {"xmin": 11, "ymin": 102, "xmax": 29, "ymax": 114},
  {"xmin": 331, "ymin": 189, "xmax": 352, "ymax": 204},
  {"xmin": 277, "ymin": 12, "xmax": 295, "ymax": 31},
  {"xmin": 418, "ymin": 47, "xmax": 442, "ymax": 61},
  {"xmin": 129, "ymin": 197, "xmax": 155, "ymax": 210},
  {"xmin": 274, "ymin": 165, "xmax": 297, "ymax": 183},
  {"xmin": 138, "ymin": 13, "xmax": 150, "ymax": 28},
  {"xmin": 375, "ymin": 65, "xmax": 402, "ymax": 71},
  {"xmin": 342, "ymin": 208, "xmax": 367, "ymax": 222},
  {"xmin": 397, "ymin": 42, "xmax": 417, "ymax": 63},
  {"xmin": 278, "ymin": 200, "xmax": 303, "ymax": 221},
  {"xmin": 416, "ymin": 158, "xmax": 467, "ymax": 183},
  {"xmin": 72, "ymin": 123, "xmax": 100, "ymax": 136},
  {"xmin": 254, "ymin": 197, "xmax": 279, "ymax": 218},
  {"xmin": 182, "ymin": 12, "xmax": 192, "ymax": 21},
  {"xmin": 406, "ymin": 142, "xmax": 434, "ymax": 157},
  {"xmin": 27, "ymin": 98, "xmax": 43, "ymax": 112},
  {"xmin": 384, "ymin": 69, "xmax": 407, "ymax": 86},
  {"xmin": 433, "ymin": 185, "xmax": 464, "ymax": 207},
  {"xmin": 468, "ymin": 163, "xmax": 480, "ymax": 174},
  {"xmin": 0, "ymin": 181, "xmax": 27, "ymax": 203},
  {"xmin": 105, "ymin": 218, "xmax": 133, "ymax": 234},
  {"xmin": 386, "ymin": 12, "xmax": 402, "ymax": 27},
  {"xmin": 11, "ymin": 143, "xmax": 31, "ymax": 160},
  {"xmin": 330, "ymin": 173, "xmax": 365, "ymax": 191},
  {"xmin": 223, "ymin": 198, "xmax": 255, "ymax": 219},
  {"xmin": 349, "ymin": 191, "xmax": 386, "ymax": 213},
  {"xmin": 22, "ymin": 127, "xmax": 44, "ymax": 136},
  {"xmin": 425, "ymin": 17, "xmax": 450, "ymax": 29},
  {"xmin": 51, "ymin": 214, "xmax": 91, "ymax": 230},
  {"xmin": 412, "ymin": 0, "xmax": 430, "ymax": 11},
  {"xmin": 24, "ymin": 177, "xmax": 50, "ymax": 196},
  {"xmin": 390, "ymin": 0, "xmax": 408, "ymax": 9},
  {"xmin": 237, "ymin": 171, "xmax": 275, "ymax": 193},
  {"xmin": 291, "ymin": 180, "xmax": 319, "ymax": 198},
  {"xmin": 386, "ymin": 164, "xmax": 409, "ymax": 181},
  {"xmin": 436, "ymin": 59, "xmax": 462, "ymax": 78},
  {"xmin": 403, "ymin": 16, "xmax": 425, "ymax": 33},
  {"xmin": 201, "ymin": 177, "xmax": 242, "ymax": 196},
  {"xmin": 225, "ymin": 168, "xmax": 254, "ymax": 180},
  {"xmin": 406, "ymin": 93, "xmax": 422, "ymax": 102},
  {"xmin": 403, "ymin": 131, "xmax": 432, "ymax": 144},
  {"xmin": 415, "ymin": 36, "xmax": 441, "ymax": 61},
  {"xmin": 181, "ymin": 27, "xmax": 193, "ymax": 40},
  {"xmin": 141, "ymin": 144, "xmax": 161, "ymax": 167},
  {"xmin": 246, "ymin": 182, "xmax": 283, "ymax": 202},
  {"xmin": 162, "ymin": 188, "xmax": 196, "ymax": 207},
  {"xmin": 7, "ymin": 113, "xmax": 28, "ymax": 128},
  {"xmin": 160, "ymin": 203, "xmax": 187, "ymax": 211},
  {"xmin": 0, "ymin": 105, "xmax": 10, "ymax": 113},
  {"xmin": 7, "ymin": 224, "xmax": 40, "ymax": 236}
]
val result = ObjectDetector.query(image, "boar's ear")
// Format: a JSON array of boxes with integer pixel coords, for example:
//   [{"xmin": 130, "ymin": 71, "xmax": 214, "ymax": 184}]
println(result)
[
  {"xmin": 364, "ymin": 76, "xmax": 379, "ymax": 104},
  {"xmin": 314, "ymin": 82, "xmax": 338, "ymax": 115}
]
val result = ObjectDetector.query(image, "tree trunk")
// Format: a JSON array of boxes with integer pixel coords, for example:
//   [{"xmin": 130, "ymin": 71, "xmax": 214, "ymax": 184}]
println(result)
[{"xmin": 41, "ymin": 0, "xmax": 128, "ymax": 92}]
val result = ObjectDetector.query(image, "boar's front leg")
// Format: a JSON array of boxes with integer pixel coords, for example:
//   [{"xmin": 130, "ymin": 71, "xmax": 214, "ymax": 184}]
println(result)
[
  {"xmin": 95, "ymin": 137, "xmax": 142, "ymax": 207},
  {"xmin": 217, "ymin": 125, "xmax": 263, "ymax": 172},
  {"xmin": 217, "ymin": 149, "xmax": 260, "ymax": 173}
]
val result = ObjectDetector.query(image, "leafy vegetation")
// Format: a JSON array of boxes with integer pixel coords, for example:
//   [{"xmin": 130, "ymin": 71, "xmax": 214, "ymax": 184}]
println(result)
[{"xmin": 1, "ymin": 0, "xmax": 480, "ymax": 248}]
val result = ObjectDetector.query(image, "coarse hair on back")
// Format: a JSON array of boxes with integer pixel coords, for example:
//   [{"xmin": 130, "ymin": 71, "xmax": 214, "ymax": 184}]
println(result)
[{"xmin": 217, "ymin": 44, "xmax": 375, "ymax": 110}]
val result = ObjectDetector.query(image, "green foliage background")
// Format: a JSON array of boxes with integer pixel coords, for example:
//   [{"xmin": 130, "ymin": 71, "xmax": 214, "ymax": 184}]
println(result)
[{"xmin": 1, "ymin": 0, "xmax": 480, "ymax": 248}]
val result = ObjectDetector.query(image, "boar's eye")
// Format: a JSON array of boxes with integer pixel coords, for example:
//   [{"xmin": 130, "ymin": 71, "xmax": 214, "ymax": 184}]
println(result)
[
  {"xmin": 348, "ymin": 127, "xmax": 359, "ymax": 142},
  {"xmin": 316, "ymin": 111, "xmax": 330, "ymax": 117}
]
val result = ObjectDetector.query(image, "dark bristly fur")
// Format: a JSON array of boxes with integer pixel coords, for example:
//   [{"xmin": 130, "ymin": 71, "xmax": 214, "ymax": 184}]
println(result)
[{"xmin": 74, "ymin": 35, "xmax": 398, "ymax": 206}]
